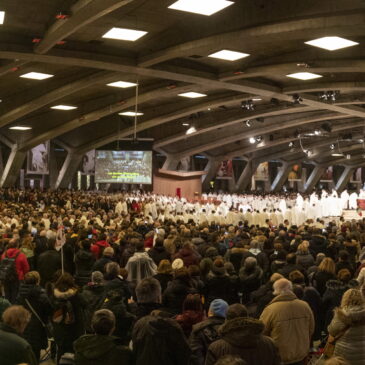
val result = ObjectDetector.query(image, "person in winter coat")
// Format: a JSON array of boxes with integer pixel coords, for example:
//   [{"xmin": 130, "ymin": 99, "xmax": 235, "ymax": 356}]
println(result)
[
  {"xmin": 104, "ymin": 263, "xmax": 131, "ymax": 303},
  {"xmin": 204, "ymin": 258, "xmax": 232, "ymax": 307},
  {"xmin": 248, "ymin": 240, "xmax": 270, "ymax": 275},
  {"xmin": 16, "ymin": 271, "xmax": 52, "ymax": 360},
  {"xmin": 1, "ymin": 238, "xmax": 30, "ymax": 302},
  {"xmin": 0, "ymin": 305, "xmax": 37, "ymax": 365},
  {"xmin": 162, "ymin": 267, "xmax": 196, "ymax": 315},
  {"xmin": 82, "ymin": 271, "xmax": 106, "ymax": 333},
  {"xmin": 328, "ymin": 289, "xmax": 365, "ymax": 365},
  {"xmin": 75, "ymin": 240, "xmax": 95, "ymax": 286},
  {"xmin": 189, "ymin": 299, "xmax": 228, "ymax": 365},
  {"xmin": 90, "ymin": 234, "xmax": 110, "ymax": 259},
  {"xmin": 238, "ymin": 257, "xmax": 263, "ymax": 303},
  {"xmin": 205, "ymin": 306, "xmax": 281, "ymax": 365},
  {"xmin": 260, "ymin": 278, "xmax": 314, "ymax": 365},
  {"xmin": 132, "ymin": 310, "xmax": 191, "ymax": 365},
  {"xmin": 335, "ymin": 250, "xmax": 355, "ymax": 276},
  {"xmin": 148, "ymin": 238, "xmax": 170, "ymax": 265},
  {"xmin": 92, "ymin": 247, "xmax": 115, "ymax": 274},
  {"xmin": 176, "ymin": 293, "xmax": 205, "ymax": 338},
  {"xmin": 310, "ymin": 230, "xmax": 329, "ymax": 256},
  {"xmin": 296, "ymin": 242, "xmax": 314, "ymax": 270},
  {"xmin": 173, "ymin": 242, "xmax": 201, "ymax": 267},
  {"xmin": 50, "ymin": 272, "xmax": 87, "ymax": 362},
  {"xmin": 153, "ymin": 259, "xmax": 173, "ymax": 293},
  {"xmin": 74, "ymin": 309, "xmax": 133, "ymax": 365},
  {"xmin": 313, "ymin": 257, "xmax": 337, "ymax": 296},
  {"xmin": 322, "ymin": 269, "xmax": 358, "ymax": 332},
  {"xmin": 37, "ymin": 238, "xmax": 61, "ymax": 287}
]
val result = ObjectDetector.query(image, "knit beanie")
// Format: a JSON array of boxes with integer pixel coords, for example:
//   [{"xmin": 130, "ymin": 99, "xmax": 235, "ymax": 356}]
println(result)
[
  {"xmin": 209, "ymin": 299, "xmax": 228, "ymax": 318},
  {"xmin": 172, "ymin": 258, "xmax": 184, "ymax": 270}
]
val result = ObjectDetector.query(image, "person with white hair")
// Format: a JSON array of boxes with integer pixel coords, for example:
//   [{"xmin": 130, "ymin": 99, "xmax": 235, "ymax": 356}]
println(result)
[{"xmin": 260, "ymin": 278, "xmax": 314, "ymax": 365}]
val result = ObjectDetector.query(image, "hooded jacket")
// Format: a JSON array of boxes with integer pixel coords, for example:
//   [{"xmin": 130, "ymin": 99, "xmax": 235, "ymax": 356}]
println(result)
[
  {"xmin": 1, "ymin": 248, "xmax": 29, "ymax": 280},
  {"xmin": 74, "ymin": 334, "xmax": 133, "ymax": 365},
  {"xmin": 328, "ymin": 306, "xmax": 365, "ymax": 365},
  {"xmin": 205, "ymin": 317, "xmax": 281, "ymax": 365},
  {"xmin": 260, "ymin": 292, "xmax": 314, "ymax": 364},
  {"xmin": 132, "ymin": 315, "xmax": 190, "ymax": 365}
]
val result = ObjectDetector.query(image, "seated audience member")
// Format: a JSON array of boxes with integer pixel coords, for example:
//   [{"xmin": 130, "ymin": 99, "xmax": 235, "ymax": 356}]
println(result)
[
  {"xmin": 74, "ymin": 309, "xmax": 133, "ymax": 365},
  {"xmin": 0, "ymin": 305, "xmax": 37, "ymax": 365}
]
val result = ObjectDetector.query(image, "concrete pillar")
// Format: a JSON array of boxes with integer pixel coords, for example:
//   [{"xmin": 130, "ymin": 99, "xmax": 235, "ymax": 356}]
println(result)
[
  {"xmin": 162, "ymin": 155, "xmax": 180, "ymax": 170},
  {"xmin": 49, "ymin": 144, "xmax": 59, "ymax": 189},
  {"xmin": 54, "ymin": 153, "xmax": 83, "ymax": 189},
  {"xmin": 0, "ymin": 148, "xmax": 27, "ymax": 187},
  {"xmin": 335, "ymin": 166, "xmax": 355, "ymax": 192},
  {"xmin": 235, "ymin": 160, "xmax": 259, "ymax": 192},
  {"xmin": 271, "ymin": 162, "xmax": 293, "ymax": 192},
  {"xmin": 202, "ymin": 158, "xmax": 222, "ymax": 191},
  {"xmin": 304, "ymin": 165, "xmax": 326, "ymax": 193}
]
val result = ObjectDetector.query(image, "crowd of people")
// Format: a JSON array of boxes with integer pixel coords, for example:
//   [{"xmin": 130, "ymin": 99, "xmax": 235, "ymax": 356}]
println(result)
[{"xmin": 0, "ymin": 188, "xmax": 364, "ymax": 365}]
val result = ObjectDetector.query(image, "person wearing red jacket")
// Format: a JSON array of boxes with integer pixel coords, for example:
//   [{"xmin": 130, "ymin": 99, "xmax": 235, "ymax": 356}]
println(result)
[
  {"xmin": 90, "ymin": 234, "xmax": 110, "ymax": 259},
  {"xmin": 1, "ymin": 239, "xmax": 29, "ymax": 303}
]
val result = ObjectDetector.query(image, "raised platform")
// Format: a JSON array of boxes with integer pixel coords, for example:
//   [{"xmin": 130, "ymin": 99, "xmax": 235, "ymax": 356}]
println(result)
[{"xmin": 342, "ymin": 210, "xmax": 364, "ymax": 221}]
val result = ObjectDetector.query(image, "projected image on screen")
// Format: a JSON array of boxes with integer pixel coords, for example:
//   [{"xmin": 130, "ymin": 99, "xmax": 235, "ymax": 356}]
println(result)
[{"xmin": 95, "ymin": 150, "xmax": 152, "ymax": 184}]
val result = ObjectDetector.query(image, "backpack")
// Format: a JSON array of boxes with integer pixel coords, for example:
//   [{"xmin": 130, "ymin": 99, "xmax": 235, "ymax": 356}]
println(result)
[
  {"xmin": 0, "ymin": 252, "xmax": 20, "ymax": 283},
  {"xmin": 52, "ymin": 299, "xmax": 75, "ymax": 325}
]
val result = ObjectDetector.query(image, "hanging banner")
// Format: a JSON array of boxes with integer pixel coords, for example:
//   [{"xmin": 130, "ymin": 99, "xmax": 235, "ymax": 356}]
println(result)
[
  {"xmin": 254, "ymin": 162, "xmax": 269, "ymax": 181},
  {"xmin": 216, "ymin": 160, "xmax": 233, "ymax": 179},
  {"xmin": 288, "ymin": 164, "xmax": 302, "ymax": 181},
  {"xmin": 351, "ymin": 167, "xmax": 362, "ymax": 183},
  {"xmin": 27, "ymin": 141, "xmax": 50, "ymax": 174},
  {"xmin": 81, "ymin": 149, "xmax": 96, "ymax": 175},
  {"xmin": 320, "ymin": 166, "xmax": 333, "ymax": 182}
]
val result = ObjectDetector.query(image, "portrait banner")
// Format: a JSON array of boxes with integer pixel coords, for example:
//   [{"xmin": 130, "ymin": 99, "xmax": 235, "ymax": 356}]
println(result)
[
  {"xmin": 216, "ymin": 160, "xmax": 233, "ymax": 179},
  {"xmin": 27, "ymin": 141, "xmax": 50, "ymax": 174},
  {"xmin": 254, "ymin": 162, "xmax": 269, "ymax": 181},
  {"xmin": 320, "ymin": 166, "xmax": 333, "ymax": 182},
  {"xmin": 81, "ymin": 149, "xmax": 96, "ymax": 175}
]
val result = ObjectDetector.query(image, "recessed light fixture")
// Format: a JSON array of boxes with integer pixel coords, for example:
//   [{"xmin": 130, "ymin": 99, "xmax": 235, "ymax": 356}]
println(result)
[
  {"xmin": 208, "ymin": 50, "xmax": 250, "ymax": 61},
  {"xmin": 286, "ymin": 72, "xmax": 322, "ymax": 80},
  {"xmin": 119, "ymin": 111, "xmax": 144, "ymax": 116},
  {"xmin": 186, "ymin": 126, "xmax": 197, "ymax": 135},
  {"xmin": 182, "ymin": 123, "xmax": 190, "ymax": 126},
  {"xmin": 331, "ymin": 153, "xmax": 344, "ymax": 157},
  {"xmin": 102, "ymin": 27, "xmax": 147, "ymax": 41},
  {"xmin": 9, "ymin": 126, "xmax": 32, "ymax": 131},
  {"xmin": 178, "ymin": 92, "xmax": 207, "ymax": 98},
  {"xmin": 0, "ymin": 11, "xmax": 5, "ymax": 25},
  {"xmin": 305, "ymin": 36, "xmax": 359, "ymax": 51},
  {"xmin": 51, "ymin": 105, "xmax": 77, "ymax": 110},
  {"xmin": 249, "ymin": 137, "xmax": 256, "ymax": 144},
  {"xmin": 252, "ymin": 97, "xmax": 262, "ymax": 101},
  {"xmin": 168, "ymin": 0, "xmax": 233, "ymax": 16},
  {"xmin": 20, "ymin": 72, "xmax": 54, "ymax": 80},
  {"xmin": 107, "ymin": 81, "xmax": 137, "ymax": 88}
]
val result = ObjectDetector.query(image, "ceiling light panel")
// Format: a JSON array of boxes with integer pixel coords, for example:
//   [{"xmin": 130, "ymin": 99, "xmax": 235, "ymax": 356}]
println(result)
[
  {"xmin": 102, "ymin": 27, "xmax": 147, "ymax": 41},
  {"xmin": 20, "ymin": 72, "xmax": 54, "ymax": 80},
  {"xmin": 107, "ymin": 81, "xmax": 137, "ymax": 88},
  {"xmin": 51, "ymin": 105, "xmax": 78, "ymax": 110},
  {"xmin": 286, "ymin": 72, "xmax": 322, "ymax": 80},
  {"xmin": 9, "ymin": 126, "xmax": 32, "ymax": 130},
  {"xmin": 178, "ymin": 92, "xmax": 207, "ymax": 98},
  {"xmin": 119, "ymin": 111, "xmax": 144, "ymax": 116},
  {"xmin": 168, "ymin": 0, "xmax": 233, "ymax": 16},
  {"xmin": 305, "ymin": 36, "xmax": 358, "ymax": 51},
  {"xmin": 0, "ymin": 11, "xmax": 5, "ymax": 24},
  {"xmin": 208, "ymin": 50, "xmax": 250, "ymax": 61}
]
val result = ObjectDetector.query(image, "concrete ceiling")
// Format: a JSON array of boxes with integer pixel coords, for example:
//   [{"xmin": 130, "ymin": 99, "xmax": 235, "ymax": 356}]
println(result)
[{"xmin": 1, "ymin": 0, "xmax": 365, "ymax": 168}]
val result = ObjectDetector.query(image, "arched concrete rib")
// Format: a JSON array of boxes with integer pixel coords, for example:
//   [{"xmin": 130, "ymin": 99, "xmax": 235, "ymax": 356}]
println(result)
[
  {"xmin": 138, "ymin": 12, "xmax": 365, "ymax": 67},
  {"xmin": 284, "ymin": 82, "xmax": 365, "ymax": 95},
  {"xmin": 0, "ymin": 71, "xmax": 123, "ymax": 128},
  {"xmin": 17, "ymin": 83, "xmax": 195, "ymax": 152},
  {"xmin": 155, "ymin": 105, "xmax": 313, "ymax": 149},
  {"xmin": 35, "ymin": 0, "xmax": 136, "ymax": 54},
  {"xmin": 176, "ymin": 112, "xmax": 351, "ymax": 159}
]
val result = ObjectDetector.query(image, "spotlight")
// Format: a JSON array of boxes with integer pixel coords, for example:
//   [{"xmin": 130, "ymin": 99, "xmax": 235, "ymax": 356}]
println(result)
[
  {"xmin": 241, "ymin": 100, "xmax": 254, "ymax": 111},
  {"xmin": 330, "ymin": 144, "xmax": 335, "ymax": 150},
  {"xmin": 314, "ymin": 129, "xmax": 321, "ymax": 135},
  {"xmin": 289, "ymin": 141, "xmax": 294, "ymax": 148},
  {"xmin": 255, "ymin": 136, "xmax": 262, "ymax": 143},
  {"xmin": 186, "ymin": 126, "xmax": 197, "ymax": 135},
  {"xmin": 245, "ymin": 120, "xmax": 252, "ymax": 127},
  {"xmin": 292, "ymin": 94, "xmax": 303, "ymax": 104},
  {"xmin": 346, "ymin": 154, "xmax": 351, "ymax": 160},
  {"xmin": 319, "ymin": 91, "xmax": 339, "ymax": 102},
  {"xmin": 249, "ymin": 137, "xmax": 256, "ymax": 144}
]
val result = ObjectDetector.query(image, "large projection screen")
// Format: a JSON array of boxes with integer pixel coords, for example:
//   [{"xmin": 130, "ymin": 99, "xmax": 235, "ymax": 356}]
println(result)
[{"xmin": 95, "ymin": 150, "xmax": 152, "ymax": 184}]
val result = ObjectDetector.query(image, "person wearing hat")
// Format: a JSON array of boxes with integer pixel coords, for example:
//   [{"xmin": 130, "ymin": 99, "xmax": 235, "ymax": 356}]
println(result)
[{"xmin": 189, "ymin": 299, "xmax": 228, "ymax": 365}]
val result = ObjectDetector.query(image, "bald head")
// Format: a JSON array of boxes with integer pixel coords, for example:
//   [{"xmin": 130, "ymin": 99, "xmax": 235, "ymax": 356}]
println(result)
[{"xmin": 273, "ymin": 278, "xmax": 293, "ymax": 296}]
